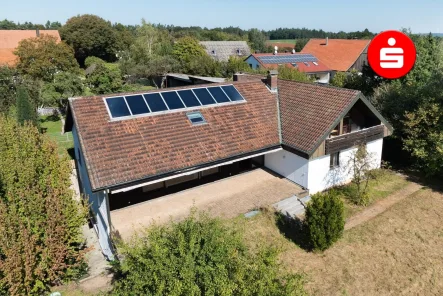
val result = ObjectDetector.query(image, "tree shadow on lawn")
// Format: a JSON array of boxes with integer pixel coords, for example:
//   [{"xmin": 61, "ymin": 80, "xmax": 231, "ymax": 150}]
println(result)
[
  {"xmin": 39, "ymin": 114, "xmax": 60, "ymax": 123},
  {"xmin": 274, "ymin": 212, "xmax": 312, "ymax": 251}
]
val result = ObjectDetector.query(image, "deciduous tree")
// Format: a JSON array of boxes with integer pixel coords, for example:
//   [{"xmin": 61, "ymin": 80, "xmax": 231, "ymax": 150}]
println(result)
[
  {"xmin": 60, "ymin": 14, "xmax": 120, "ymax": 66},
  {"xmin": 0, "ymin": 116, "xmax": 86, "ymax": 295},
  {"xmin": 14, "ymin": 35, "xmax": 80, "ymax": 82}
]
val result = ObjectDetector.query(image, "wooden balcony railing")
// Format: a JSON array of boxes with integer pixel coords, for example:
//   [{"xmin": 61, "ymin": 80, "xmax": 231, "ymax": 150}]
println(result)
[{"xmin": 325, "ymin": 125, "xmax": 385, "ymax": 155}]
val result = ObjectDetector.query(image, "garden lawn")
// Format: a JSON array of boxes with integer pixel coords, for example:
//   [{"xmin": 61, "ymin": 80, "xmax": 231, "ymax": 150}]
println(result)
[
  {"xmin": 39, "ymin": 115, "xmax": 74, "ymax": 159},
  {"xmin": 242, "ymin": 184, "xmax": 443, "ymax": 295},
  {"xmin": 336, "ymin": 170, "xmax": 410, "ymax": 218}
]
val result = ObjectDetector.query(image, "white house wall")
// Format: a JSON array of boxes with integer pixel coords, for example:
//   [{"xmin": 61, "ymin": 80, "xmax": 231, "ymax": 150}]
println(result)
[
  {"xmin": 307, "ymin": 138, "xmax": 383, "ymax": 194},
  {"xmin": 72, "ymin": 125, "xmax": 114, "ymax": 260},
  {"xmin": 264, "ymin": 150, "xmax": 309, "ymax": 188}
]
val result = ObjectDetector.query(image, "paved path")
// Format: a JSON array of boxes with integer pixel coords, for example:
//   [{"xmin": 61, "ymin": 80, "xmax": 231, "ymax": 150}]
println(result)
[
  {"xmin": 345, "ymin": 182, "xmax": 423, "ymax": 230},
  {"xmin": 111, "ymin": 169, "xmax": 304, "ymax": 240}
]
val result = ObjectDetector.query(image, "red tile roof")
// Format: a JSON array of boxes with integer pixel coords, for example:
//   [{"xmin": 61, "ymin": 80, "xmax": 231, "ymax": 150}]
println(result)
[
  {"xmin": 0, "ymin": 30, "xmax": 61, "ymax": 66},
  {"xmin": 69, "ymin": 81, "xmax": 280, "ymax": 191},
  {"xmin": 249, "ymin": 53, "xmax": 330, "ymax": 73},
  {"xmin": 278, "ymin": 79, "xmax": 360, "ymax": 154},
  {"xmin": 301, "ymin": 39, "xmax": 370, "ymax": 71}
]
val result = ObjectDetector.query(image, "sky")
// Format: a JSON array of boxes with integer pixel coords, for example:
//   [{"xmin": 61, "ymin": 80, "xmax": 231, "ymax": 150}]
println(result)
[{"xmin": 1, "ymin": 0, "xmax": 442, "ymax": 33}]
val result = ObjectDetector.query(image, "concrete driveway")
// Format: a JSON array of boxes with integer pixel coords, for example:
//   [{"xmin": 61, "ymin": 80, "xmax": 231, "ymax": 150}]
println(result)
[{"xmin": 110, "ymin": 168, "xmax": 304, "ymax": 240}]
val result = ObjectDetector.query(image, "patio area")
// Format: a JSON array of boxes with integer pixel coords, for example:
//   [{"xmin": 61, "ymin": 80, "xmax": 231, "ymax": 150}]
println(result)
[{"xmin": 110, "ymin": 168, "xmax": 306, "ymax": 240}]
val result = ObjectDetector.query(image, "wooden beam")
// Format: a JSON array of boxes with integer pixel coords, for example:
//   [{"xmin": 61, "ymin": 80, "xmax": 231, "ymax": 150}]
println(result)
[{"xmin": 339, "ymin": 118, "xmax": 344, "ymax": 135}]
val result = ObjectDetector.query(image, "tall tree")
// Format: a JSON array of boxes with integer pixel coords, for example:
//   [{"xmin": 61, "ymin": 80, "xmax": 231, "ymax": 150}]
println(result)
[
  {"xmin": 172, "ymin": 36, "xmax": 207, "ymax": 65},
  {"xmin": 0, "ymin": 66, "xmax": 16, "ymax": 114},
  {"xmin": 15, "ymin": 86, "xmax": 37, "ymax": 126},
  {"xmin": 86, "ymin": 63, "xmax": 122, "ymax": 94},
  {"xmin": 248, "ymin": 28, "xmax": 267, "ymax": 52},
  {"xmin": 0, "ymin": 116, "xmax": 86, "ymax": 295},
  {"xmin": 14, "ymin": 35, "xmax": 80, "ymax": 82},
  {"xmin": 60, "ymin": 14, "xmax": 120, "ymax": 66}
]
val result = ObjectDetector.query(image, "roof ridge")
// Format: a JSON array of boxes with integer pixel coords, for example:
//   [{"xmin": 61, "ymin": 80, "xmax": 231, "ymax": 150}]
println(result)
[
  {"xmin": 69, "ymin": 79, "xmax": 267, "ymax": 101},
  {"xmin": 277, "ymin": 78, "xmax": 361, "ymax": 93}
]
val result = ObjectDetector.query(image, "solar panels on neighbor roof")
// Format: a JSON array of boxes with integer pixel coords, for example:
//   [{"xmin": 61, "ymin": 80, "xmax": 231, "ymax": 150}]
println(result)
[
  {"xmin": 104, "ymin": 85, "xmax": 245, "ymax": 119},
  {"xmin": 258, "ymin": 54, "xmax": 318, "ymax": 64}
]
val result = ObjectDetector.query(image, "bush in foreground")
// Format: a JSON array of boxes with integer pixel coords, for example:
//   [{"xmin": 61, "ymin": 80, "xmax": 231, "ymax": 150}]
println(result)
[
  {"xmin": 305, "ymin": 190, "xmax": 345, "ymax": 251},
  {"xmin": 112, "ymin": 210, "xmax": 306, "ymax": 296},
  {"xmin": 0, "ymin": 116, "xmax": 86, "ymax": 295}
]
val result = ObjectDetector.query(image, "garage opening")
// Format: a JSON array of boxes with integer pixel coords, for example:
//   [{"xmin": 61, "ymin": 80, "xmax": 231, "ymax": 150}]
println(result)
[{"xmin": 109, "ymin": 156, "xmax": 264, "ymax": 211}]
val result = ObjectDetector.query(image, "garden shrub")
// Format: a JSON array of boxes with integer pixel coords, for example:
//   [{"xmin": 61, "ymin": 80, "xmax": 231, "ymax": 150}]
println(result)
[
  {"xmin": 0, "ymin": 116, "xmax": 87, "ymax": 295},
  {"xmin": 112, "ymin": 210, "xmax": 307, "ymax": 296},
  {"xmin": 305, "ymin": 190, "xmax": 345, "ymax": 251}
]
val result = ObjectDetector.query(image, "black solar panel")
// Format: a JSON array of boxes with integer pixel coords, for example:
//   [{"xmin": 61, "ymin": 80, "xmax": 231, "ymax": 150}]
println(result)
[
  {"xmin": 178, "ymin": 90, "xmax": 201, "ymax": 107},
  {"xmin": 162, "ymin": 91, "xmax": 185, "ymax": 110},
  {"xmin": 125, "ymin": 95, "xmax": 150, "ymax": 115},
  {"xmin": 144, "ymin": 93, "xmax": 168, "ymax": 112},
  {"xmin": 258, "ymin": 54, "xmax": 318, "ymax": 64},
  {"xmin": 193, "ymin": 88, "xmax": 216, "ymax": 105},
  {"xmin": 207, "ymin": 87, "xmax": 230, "ymax": 103},
  {"xmin": 221, "ymin": 85, "xmax": 244, "ymax": 102},
  {"xmin": 104, "ymin": 85, "xmax": 245, "ymax": 119},
  {"xmin": 106, "ymin": 97, "xmax": 131, "ymax": 118}
]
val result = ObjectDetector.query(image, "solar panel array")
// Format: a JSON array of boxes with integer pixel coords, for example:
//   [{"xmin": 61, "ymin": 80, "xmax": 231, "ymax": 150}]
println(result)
[
  {"xmin": 104, "ymin": 85, "xmax": 245, "ymax": 119},
  {"xmin": 258, "ymin": 54, "xmax": 318, "ymax": 64}
]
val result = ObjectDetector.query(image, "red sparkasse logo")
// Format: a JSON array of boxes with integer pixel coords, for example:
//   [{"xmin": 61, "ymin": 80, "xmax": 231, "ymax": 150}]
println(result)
[{"xmin": 368, "ymin": 30, "xmax": 416, "ymax": 79}]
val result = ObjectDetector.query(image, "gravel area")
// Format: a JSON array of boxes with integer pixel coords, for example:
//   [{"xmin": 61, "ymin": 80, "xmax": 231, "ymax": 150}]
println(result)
[{"xmin": 111, "ymin": 168, "xmax": 304, "ymax": 240}]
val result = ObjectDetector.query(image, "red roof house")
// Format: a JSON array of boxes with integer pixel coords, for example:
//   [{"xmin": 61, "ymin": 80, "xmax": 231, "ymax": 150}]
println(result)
[
  {"xmin": 0, "ymin": 30, "xmax": 61, "ymax": 66},
  {"xmin": 301, "ymin": 38, "xmax": 371, "ymax": 72}
]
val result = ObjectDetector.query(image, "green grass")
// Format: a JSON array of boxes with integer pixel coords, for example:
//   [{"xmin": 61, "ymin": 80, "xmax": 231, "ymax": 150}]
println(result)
[
  {"xmin": 333, "ymin": 169, "xmax": 409, "ymax": 218},
  {"xmin": 39, "ymin": 115, "xmax": 74, "ymax": 159}
]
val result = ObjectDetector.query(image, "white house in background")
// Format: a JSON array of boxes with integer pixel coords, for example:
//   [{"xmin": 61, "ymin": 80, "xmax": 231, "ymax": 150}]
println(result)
[
  {"xmin": 64, "ymin": 71, "xmax": 392, "ymax": 259},
  {"xmin": 244, "ymin": 53, "xmax": 331, "ymax": 84}
]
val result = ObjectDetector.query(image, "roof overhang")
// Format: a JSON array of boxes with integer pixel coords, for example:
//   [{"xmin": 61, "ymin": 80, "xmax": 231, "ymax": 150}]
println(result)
[
  {"xmin": 305, "ymin": 92, "xmax": 393, "ymax": 156},
  {"xmin": 109, "ymin": 146, "xmax": 282, "ymax": 194}
]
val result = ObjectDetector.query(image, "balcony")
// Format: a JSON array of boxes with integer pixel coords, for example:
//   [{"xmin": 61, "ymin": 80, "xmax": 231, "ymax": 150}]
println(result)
[{"xmin": 325, "ymin": 125, "xmax": 385, "ymax": 155}]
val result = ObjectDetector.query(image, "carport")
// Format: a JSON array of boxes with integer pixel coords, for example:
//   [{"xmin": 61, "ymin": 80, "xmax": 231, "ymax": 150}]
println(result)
[{"xmin": 110, "ymin": 168, "xmax": 305, "ymax": 240}]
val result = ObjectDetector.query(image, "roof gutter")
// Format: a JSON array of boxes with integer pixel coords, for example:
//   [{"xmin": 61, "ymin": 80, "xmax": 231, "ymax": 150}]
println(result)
[{"xmin": 108, "ymin": 146, "xmax": 282, "ymax": 194}]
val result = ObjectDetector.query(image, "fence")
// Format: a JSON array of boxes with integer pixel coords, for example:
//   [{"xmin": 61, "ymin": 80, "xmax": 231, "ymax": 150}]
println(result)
[{"xmin": 37, "ymin": 107, "xmax": 61, "ymax": 116}]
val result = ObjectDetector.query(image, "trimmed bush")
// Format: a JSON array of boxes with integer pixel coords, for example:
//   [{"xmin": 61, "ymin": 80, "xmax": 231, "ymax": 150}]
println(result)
[
  {"xmin": 112, "ymin": 210, "xmax": 307, "ymax": 296},
  {"xmin": 0, "ymin": 116, "xmax": 86, "ymax": 295},
  {"xmin": 305, "ymin": 190, "xmax": 345, "ymax": 251}
]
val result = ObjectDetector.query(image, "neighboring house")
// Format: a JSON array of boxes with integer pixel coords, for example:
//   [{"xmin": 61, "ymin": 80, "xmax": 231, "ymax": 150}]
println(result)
[
  {"xmin": 301, "ymin": 38, "xmax": 371, "ymax": 73},
  {"xmin": 65, "ymin": 72, "xmax": 392, "ymax": 259},
  {"xmin": 200, "ymin": 41, "xmax": 251, "ymax": 62},
  {"xmin": 244, "ymin": 53, "xmax": 331, "ymax": 84},
  {"xmin": 163, "ymin": 73, "xmax": 226, "ymax": 87},
  {"xmin": 0, "ymin": 29, "xmax": 61, "ymax": 66}
]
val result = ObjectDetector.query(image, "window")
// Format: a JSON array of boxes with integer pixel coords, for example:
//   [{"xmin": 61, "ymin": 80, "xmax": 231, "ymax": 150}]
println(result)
[
  {"xmin": 211, "ymin": 50, "xmax": 216, "ymax": 55},
  {"xmin": 313, "ymin": 61, "xmax": 319, "ymax": 66},
  {"xmin": 187, "ymin": 111, "xmax": 206, "ymax": 125},
  {"xmin": 249, "ymin": 63, "xmax": 253, "ymax": 69},
  {"xmin": 256, "ymin": 64, "xmax": 260, "ymax": 69},
  {"xmin": 330, "ymin": 152, "xmax": 340, "ymax": 168}
]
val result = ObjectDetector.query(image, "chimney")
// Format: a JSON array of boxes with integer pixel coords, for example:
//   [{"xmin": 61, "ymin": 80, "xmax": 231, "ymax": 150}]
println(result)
[
  {"xmin": 233, "ymin": 72, "xmax": 244, "ymax": 82},
  {"xmin": 274, "ymin": 45, "xmax": 278, "ymax": 55},
  {"xmin": 36, "ymin": 28, "xmax": 40, "ymax": 37},
  {"xmin": 267, "ymin": 70, "xmax": 278, "ymax": 91},
  {"xmin": 292, "ymin": 48, "xmax": 296, "ymax": 54},
  {"xmin": 326, "ymin": 37, "xmax": 328, "ymax": 46}
]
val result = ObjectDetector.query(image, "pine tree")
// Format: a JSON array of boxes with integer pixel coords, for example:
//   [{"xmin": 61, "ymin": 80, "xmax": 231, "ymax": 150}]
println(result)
[{"xmin": 16, "ymin": 86, "xmax": 37, "ymax": 126}]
